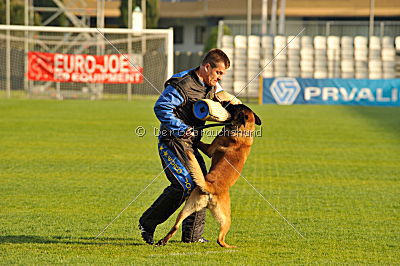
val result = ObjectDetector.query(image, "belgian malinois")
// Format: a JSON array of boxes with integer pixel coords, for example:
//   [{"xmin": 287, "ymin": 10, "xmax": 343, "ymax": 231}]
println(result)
[{"xmin": 156, "ymin": 104, "xmax": 261, "ymax": 248}]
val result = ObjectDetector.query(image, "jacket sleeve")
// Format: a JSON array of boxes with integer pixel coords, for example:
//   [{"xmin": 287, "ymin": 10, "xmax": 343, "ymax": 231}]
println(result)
[{"xmin": 154, "ymin": 85, "xmax": 189, "ymax": 137}]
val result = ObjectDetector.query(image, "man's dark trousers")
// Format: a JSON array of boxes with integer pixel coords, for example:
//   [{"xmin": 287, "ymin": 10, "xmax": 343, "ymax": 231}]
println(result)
[{"xmin": 139, "ymin": 138, "xmax": 207, "ymax": 242}]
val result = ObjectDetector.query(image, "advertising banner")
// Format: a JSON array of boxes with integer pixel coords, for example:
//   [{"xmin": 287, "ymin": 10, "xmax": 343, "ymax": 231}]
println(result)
[
  {"xmin": 263, "ymin": 77, "xmax": 400, "ymax": 106},
  {"xmin": 27, "ymin": 52, "xmax": 143, "ymax": 84}
]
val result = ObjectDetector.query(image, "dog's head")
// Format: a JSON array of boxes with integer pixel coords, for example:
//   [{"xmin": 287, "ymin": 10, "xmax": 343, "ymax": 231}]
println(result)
[{"xmin": 222, "ymin": 102, "xmax": 262, "ymax": 129}]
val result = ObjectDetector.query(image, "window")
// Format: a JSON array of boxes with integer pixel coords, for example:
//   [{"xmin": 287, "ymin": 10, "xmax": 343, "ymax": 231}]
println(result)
[
  {"xmin": 195, "ymin": 26, "xmax": 206, "ymax": 45},
  {"xmin": 173, "ymin": 26, "xmax": 184, "ymax": 44}
]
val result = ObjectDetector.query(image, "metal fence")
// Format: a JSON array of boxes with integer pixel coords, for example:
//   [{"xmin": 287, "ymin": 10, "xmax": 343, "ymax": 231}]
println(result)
[
  {"xmin": 219, "ymin": 20, "xmax": 400, "ymax": 38},
  {"xmin": 0, "ymin": 25, "xmax": 173, "ymax": 100}
]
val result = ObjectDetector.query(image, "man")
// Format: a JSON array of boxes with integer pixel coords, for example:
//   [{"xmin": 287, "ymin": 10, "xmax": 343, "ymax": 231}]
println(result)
[{"xmin": 138, "ymin": 48, "xmax": 240, "ymax": 245}]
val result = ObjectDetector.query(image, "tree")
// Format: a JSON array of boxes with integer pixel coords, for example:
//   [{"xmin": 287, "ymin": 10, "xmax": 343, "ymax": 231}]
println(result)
[
  {"xmin": 0, "ymin": 1, "xmax": 5, "ymax": 24},
  {"xmin": 34, "ymin": 0, "xmax": 68, "ymax": 26},
  {"xmin": 145, "ymin": 0, "xmax": 158, "ymax": 29},
  {"xmin": 0, "ymin": 0, "xmax": 41, "ymax": 25},
  {"xmin": 119, "ymin": 0, "xmax": 129, "ymax": 27},
  {"xmin": 119, "ymin": 0, "xmax": 159, "ymax": 29},
  {"xmin": 0, "ymin": 1, "xmax": 25, "ymax": 25},
  {"xmin": 204, "ymin": 25, "xmax": 232, "ymax": 53},
  {"xmin": 10, "ymin": 3, "xmax": 24, "ymax": 25}
]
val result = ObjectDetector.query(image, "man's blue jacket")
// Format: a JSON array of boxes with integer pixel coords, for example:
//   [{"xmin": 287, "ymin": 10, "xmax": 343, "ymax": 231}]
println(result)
[{"xmin": 154, "ymin": 68, "xmax": 223, "ymax": 138}]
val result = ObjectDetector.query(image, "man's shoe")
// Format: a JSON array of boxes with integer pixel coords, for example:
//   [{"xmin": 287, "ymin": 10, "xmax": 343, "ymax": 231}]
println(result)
[
  {"xmin": 138, "ymin": 223, "xmax": 154, "ymax": 245},
  {"xmin": 196, "ymin": 237, "xmax": 210, "ymax": 243},
  {"xmin": 183, "ymin": 237, "xmax": 210, "ymax": 243}
]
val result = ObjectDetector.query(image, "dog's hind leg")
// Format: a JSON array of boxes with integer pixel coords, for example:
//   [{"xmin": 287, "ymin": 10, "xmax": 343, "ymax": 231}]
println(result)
[
  {"xmin": 156, "ymin": 188, "xmax": 209, "ymax": 246},
  {"xmin": 209, "ymin": 193, "xmax": 236, "ymax": 248}
]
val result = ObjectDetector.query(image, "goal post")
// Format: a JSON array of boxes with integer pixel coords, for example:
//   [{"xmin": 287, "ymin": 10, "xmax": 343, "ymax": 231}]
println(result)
[{"xmin": 0, "ymin": 25, "xmax": 173, "ymax": 100}]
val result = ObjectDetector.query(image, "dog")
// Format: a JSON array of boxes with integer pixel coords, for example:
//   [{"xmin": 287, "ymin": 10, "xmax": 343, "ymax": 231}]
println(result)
[{"xmin": 156, "ymin": 104, "xmax": 261, "ymax": 248}]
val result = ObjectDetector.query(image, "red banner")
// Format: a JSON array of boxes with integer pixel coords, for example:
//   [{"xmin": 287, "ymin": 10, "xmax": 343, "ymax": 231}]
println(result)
[{"xmin": 27, "ymin": 52, "xmax": 143, "ymax": 84}]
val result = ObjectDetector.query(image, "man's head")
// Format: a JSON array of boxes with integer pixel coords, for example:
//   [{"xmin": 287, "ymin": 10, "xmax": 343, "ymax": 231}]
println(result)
[{"xmin": 199, "ymin": 49, "xmax": 230, "ymax": 87}]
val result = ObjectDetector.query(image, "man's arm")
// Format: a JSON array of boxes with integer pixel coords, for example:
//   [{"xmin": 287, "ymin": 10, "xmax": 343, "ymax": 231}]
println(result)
[{"xmin": 154, "ymin": 85, "xmax": 191, "ymax": 138}]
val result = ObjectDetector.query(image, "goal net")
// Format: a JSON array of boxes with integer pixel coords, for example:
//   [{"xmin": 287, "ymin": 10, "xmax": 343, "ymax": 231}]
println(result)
[{"xmin": 0, "ymin": 25, "xmax": 173, "ymax": 99}]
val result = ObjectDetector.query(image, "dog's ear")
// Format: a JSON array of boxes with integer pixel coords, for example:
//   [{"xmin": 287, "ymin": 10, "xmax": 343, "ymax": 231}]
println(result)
[{"xmin": 253, "ymin": 112, "xmax": 262, "ymax": 125}]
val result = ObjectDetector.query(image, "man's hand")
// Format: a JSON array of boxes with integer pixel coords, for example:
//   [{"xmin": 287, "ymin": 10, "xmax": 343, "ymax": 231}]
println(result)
[
  {"xmin": 229, "ymin": 97, "xmax": 242, "ymax": 105},
  {"xmin": 216, "ymin": 91, "xmax": 242, "ymax": 105}
]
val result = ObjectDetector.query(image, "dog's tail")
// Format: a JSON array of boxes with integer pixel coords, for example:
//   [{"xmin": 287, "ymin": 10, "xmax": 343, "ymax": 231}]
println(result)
[{"xmin": 186, "ymin": 151, "xmax": 214, "ymax": 194}]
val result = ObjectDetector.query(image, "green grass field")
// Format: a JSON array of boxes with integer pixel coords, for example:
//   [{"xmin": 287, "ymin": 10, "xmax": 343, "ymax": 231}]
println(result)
[{"xmin": 1, "ymin": 98, "xmax": 399, "ymax": 264}]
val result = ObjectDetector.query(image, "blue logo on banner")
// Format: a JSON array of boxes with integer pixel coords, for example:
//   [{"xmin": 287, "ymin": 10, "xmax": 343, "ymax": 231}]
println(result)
[
  {"xmin": 263, "ymin": 77, "xmax": 400, "ymax": 106},
  {"xmin": 269, "ymin": 78, "xmax": 301, "ymax": 105}
]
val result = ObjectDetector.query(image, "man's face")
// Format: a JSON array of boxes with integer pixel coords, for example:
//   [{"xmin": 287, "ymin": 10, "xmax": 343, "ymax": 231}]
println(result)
[{"xmin": 204, "ymin": 62, "xmax": 226, "ymax": 87}]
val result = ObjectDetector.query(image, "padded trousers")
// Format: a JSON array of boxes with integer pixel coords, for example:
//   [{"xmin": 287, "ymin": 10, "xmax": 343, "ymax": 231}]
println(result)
[{"xmin": 139, "ymin": 138, "xmax": 207, "ymax": 242}]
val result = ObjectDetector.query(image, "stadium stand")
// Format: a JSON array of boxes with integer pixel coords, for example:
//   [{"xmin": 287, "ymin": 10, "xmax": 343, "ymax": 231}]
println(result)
[{"xmin": 220, "ymin": 34, "xmax": 400, "ymax": 96}]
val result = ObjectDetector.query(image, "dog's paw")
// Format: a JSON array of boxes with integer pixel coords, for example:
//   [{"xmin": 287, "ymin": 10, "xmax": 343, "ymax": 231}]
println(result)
[
  {"xmin": 217, "ymin": 240, "xmax": 237, "ymax": 248},
  {"xmin": 220, "ymin": 243, "xmax": 237, "ymax": 248}
]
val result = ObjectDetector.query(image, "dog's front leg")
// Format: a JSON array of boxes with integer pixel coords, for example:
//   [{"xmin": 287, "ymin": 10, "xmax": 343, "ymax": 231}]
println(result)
[
  {"xmin": 197, "ymin": 141, "xmax": 213, "ymax": 158},
  {"xmin": 198, "ymin": 137, "xmax": 222, "ymax": 158}
]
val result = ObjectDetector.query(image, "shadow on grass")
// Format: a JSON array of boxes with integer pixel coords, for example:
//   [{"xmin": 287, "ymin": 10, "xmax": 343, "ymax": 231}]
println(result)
[
  {"xmin": 0, "ymin": 235, "xmax": 144, "ymax": 246},
  {"xmin": 346, "ymin": 106, "xmax": 400, "ymax": 137}
]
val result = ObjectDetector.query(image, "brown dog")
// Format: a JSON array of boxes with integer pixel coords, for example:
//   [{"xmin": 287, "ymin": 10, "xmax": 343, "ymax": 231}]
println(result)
[{"xmin": 156, "ymin": 104, "xmax": 261, "ymax": 248}]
